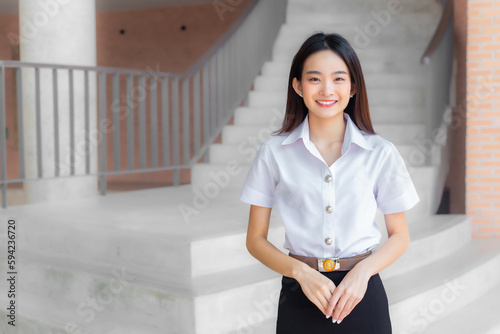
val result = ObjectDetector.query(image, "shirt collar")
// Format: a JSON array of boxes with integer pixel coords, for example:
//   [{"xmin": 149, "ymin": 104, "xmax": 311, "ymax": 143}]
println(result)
[{"xmin": 281, "ymin": 112, "xmax": 373, "ymax": 154}]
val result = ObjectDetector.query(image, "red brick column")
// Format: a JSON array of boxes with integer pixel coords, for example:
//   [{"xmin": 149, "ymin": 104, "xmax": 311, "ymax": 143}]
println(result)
[{"xmin": 466, "ymin": 0, "xmax": 500, "ymax": 238}]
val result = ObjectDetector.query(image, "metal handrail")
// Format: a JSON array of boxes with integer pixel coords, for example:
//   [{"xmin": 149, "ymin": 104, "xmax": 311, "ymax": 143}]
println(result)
[
  {"xmin": 0, "ymin": 60, "xmax": 173, "ymax": 77},
  {"xmin": 420, "ymin": 0, "xmax": 453, "ymax": 65},
  {"xmin": 0, "ymin": 0, "xmax": 288, "ymax": 208}
]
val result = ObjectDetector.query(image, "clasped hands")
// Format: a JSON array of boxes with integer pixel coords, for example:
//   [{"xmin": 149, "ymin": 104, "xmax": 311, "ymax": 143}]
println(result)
[{"xmin": 296, "ymin": 265, "xmax": 371, "ymax": 324}]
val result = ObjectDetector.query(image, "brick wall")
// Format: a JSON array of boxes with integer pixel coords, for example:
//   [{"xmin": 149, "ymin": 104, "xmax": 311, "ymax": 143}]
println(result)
[{"xmin": 466, "ymin": 0, "xmax": 500, "ymax": 238}]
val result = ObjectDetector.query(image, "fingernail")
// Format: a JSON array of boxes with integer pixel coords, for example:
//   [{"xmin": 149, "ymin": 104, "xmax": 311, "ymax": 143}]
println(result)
[
  {"xmin": 337, "ymin": 319, "xmax": 342, "ymax": 324},
  {"xmin": 325, "ymin": 315, "xmax": 330, "ymax": 319},
  {"xmin": 332, "ymin": 318, "xmax": 338, "ymax": 323}
]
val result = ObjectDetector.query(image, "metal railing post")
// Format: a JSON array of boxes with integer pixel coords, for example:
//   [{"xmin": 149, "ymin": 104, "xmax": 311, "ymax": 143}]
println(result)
[
  {"xmin": 0, "ymin": 65, "xmax": 7, "ymax": 208},
  {"xmin": 98, "ymin": 71, "xmax": 107, "ymax": 195},
  {"xmin": 172, "ymin": 77, "xmax": 180, "ymax": 186}
]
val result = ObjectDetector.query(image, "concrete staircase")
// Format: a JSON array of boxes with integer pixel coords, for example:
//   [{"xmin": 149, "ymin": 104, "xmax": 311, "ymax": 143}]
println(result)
[{"xmin": 1, "ymin": 0, "xmax": 500, "ymax": 334}]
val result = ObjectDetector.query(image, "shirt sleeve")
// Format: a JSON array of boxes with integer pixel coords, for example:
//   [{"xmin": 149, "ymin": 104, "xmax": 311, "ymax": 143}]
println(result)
[
  {"xmin": 239, "ymin": 142, "xmax": 277, "ymax": 208},
  {"xmin": 374, "ymin": 142, "xmax": 420, "ymax": 214}
]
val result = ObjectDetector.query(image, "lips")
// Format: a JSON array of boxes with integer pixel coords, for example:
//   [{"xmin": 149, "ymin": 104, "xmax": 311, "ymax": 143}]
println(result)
[{"xmin": 316, "ymin": 100, "xmax": 337, "ymax": 107}]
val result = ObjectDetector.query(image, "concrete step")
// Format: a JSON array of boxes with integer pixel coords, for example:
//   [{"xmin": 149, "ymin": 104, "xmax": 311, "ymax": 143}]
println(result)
[
  {"xmin": 0, "ymin": 293, "xmax": 167, "ymax": 334},
  {"xmin": 274, "ymin": 22, "xmax": 436, "ymax": 51},
  {"xmin": 386, "ymin": 239, "xmax": 500, "ymax": 333},
  {"xmin": 0, "ymin": 263, "xmax": 171, "ymax": 334},
  {"xmin": 229, "ymin": 316, "xmax": 276, "ymax": 334},
  {"xmin": 0, "ymin": 213, "xmax": 477, "ymax": 334},
  {"xmin": 0, "ymin": 250, "xmax": 282, "ymax": 334},
  {"xmin": 381, "ymin": 215, "xmax": 472, "ymax": 279},
  {"xmin": 285, "ymin": 9, "xmax": 442, "ymax": 29},
  {"xmin": 424, "ymin": 280, "xmax": 500, "ymax": 334},
  {"xmin": 288, "ymin": 0, "xmax": 441, "ymax": 13},
  {"xmin": 0, "ymin": 186, "xmax": 272, "ymax": 280}
]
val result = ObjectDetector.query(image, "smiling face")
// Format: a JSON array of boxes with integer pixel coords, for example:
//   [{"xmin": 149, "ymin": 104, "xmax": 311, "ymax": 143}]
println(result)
[{"xmin": 292, "ymin": 49, "xmax": 356, "ymax": 120}]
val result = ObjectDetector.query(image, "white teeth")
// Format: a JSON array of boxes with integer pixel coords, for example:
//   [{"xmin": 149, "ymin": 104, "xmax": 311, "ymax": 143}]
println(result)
[{"xmin": 317, "ymin": 100, "xmax": 336, "ymax": 105}]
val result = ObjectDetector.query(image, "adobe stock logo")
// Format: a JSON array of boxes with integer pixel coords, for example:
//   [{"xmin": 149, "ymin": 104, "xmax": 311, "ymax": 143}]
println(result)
[
  {"xmin": 352, "ymin": 0, "xmax": 404, "ymax": 49},
  {"xmin": 213, "ymin": 0, "xmax": 244, "ymax": 21}
]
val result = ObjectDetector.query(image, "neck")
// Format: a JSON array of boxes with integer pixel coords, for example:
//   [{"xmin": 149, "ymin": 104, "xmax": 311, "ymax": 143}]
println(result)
[{"xmin": 308, "ymin": 112, "xmax": 346, "ymax": 147}]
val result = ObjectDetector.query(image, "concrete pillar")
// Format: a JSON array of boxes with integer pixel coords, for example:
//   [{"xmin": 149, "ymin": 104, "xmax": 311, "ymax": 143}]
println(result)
[{"xmin": 19, "ymin": 0, "xmax": 98, "ymax": 204}]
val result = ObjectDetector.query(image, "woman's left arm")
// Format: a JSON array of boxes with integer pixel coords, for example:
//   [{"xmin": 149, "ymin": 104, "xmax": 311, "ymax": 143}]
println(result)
[{"xmin": 325, "ymin": 211, "xmax": 410, "ymax": 323}]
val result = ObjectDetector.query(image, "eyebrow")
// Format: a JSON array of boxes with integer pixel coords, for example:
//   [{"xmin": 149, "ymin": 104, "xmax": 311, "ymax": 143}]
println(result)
[{"xmin": 305, "ymin": 70, "xmax": 348, "ymax": 75}]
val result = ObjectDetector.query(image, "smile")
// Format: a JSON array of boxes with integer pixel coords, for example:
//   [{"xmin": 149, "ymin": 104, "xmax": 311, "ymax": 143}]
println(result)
[{"xmin": 316, "ymin": 100, "xmax": 337, "ymax": 107}]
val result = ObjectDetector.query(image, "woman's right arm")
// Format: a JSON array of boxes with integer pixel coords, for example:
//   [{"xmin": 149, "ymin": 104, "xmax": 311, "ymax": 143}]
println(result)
[{"xmin": 245, "ymin": 204, "xmax": 337, "ymax": 317}]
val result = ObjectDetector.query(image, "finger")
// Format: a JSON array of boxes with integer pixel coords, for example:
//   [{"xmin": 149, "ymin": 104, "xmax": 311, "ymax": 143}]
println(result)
[
  {"xmin": 326, "ymin": 290, "xmax": 340, "ymax": 318},
  {"xmin": 332, "ymin": 294, "xmax": 349, "ymax": 321},
  {"xmin": 319, "ymin": 293, "xmax": 331, "ymax": 316},
  {"xmin": 337, "ymin": 299, "xmax": 356, "ymax": 323},
  {"xmin": 311, "ymin": 295, "xmax": 328, "ymax": 315}
]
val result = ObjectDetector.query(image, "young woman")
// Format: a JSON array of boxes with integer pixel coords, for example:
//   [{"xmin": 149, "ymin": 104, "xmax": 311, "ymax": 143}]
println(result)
[{"xmin": 239, "ymin": 32, "xmax": 420, "ymax": 333}]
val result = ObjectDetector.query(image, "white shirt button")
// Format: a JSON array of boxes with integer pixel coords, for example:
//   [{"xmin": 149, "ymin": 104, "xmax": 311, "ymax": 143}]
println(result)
[
  {"xmin": 324, "ymin": 175, "xmax": 333, "ymax": 183},
  {"xmin": 325, "ymin": 237, "xmax": 332, "ymax": 245},
  {"xmin": 326, "ymin": 205, "xmax": 333, "ymax": 213}
]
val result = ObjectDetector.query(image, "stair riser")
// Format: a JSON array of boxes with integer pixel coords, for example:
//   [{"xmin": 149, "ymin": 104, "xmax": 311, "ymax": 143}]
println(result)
[
  {"xmin": 285, "ymin": 11, "xmax": 440, "ymax": 28},
  {"xmin": 17, "ymin": 225, "xmax": 193, "ymax": 279},
  {"xmin": 0, "ymin": 257, "xmax": 280, "ymax": 334},
  {"xmin": 191, "ymin": 226, "xmax": 286, "ymax": 277},
  {"xmin": 196, "ymin": 277, "xmax": 282, "ymax": 334},
  {"xmin": 288, "ymin": 0, "xmax": 438, "ymax": 6},
  {"xmin": 0, "ymin": 258, "xmax": 195, "ymax": 332},
  {"xmin": 381, "ymin": 218, "xmax": 472, "ymax": 279},
  {"xmin": 390, "ymin": 254, "xmax": 500, "ymax": 334},
  {"xmin": 287, "ymin": 0, "xmax": 440, "ymax": 13}
]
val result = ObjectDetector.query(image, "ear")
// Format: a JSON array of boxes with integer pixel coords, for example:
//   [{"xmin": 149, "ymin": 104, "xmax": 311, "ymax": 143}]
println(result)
[
  {"xmin": 350, "ymin": 82, "xmax": 358, "ymax": 96},
  {"xmin": 292, "ymin": 77, "xmax": 302, "ymax": 97}
]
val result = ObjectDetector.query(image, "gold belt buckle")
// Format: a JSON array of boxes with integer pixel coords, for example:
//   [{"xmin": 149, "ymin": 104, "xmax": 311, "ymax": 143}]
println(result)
[{"xmin": 318, "ymin": 257, "xmax": 340, "ymax": 272}]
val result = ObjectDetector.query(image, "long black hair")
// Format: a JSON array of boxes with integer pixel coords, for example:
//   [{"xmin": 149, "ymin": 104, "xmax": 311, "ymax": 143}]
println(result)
[{"xmin": 272, "ymin": 32, "xmax": 376, "ymax": 136}]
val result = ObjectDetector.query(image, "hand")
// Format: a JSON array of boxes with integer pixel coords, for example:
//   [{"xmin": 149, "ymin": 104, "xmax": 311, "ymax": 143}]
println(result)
[
  {"xmin": 325, "ymin": 266, "xmax": 371, "ymax": 323},
  {"xmin": 295, "ymin": 266, "xmax": 337, "ymax": 316}
]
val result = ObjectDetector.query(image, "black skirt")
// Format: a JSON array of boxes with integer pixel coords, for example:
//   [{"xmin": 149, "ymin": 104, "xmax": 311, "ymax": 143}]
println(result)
[{"xmin": 276, "ymin": 270, "xmax": 392, "ymax": 334}]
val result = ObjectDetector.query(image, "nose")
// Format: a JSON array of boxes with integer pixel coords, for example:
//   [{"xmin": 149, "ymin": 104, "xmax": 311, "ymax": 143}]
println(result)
[{"xmin": 320, "ymin": 80, "xmax": 335, "ymax": 96}]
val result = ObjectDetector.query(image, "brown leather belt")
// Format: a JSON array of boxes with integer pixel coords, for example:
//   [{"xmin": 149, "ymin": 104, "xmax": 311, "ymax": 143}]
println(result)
[{"xmin": 289, "ymin": 250, "xmax": 372, "ymax": 272}]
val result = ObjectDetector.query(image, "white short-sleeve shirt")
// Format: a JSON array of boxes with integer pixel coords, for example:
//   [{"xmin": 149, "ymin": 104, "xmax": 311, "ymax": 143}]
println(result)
[{"xmin": 239, "ymin": 112, "xmax": 420, "ymax": 258}]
